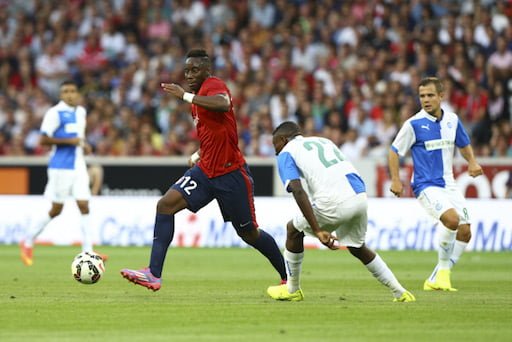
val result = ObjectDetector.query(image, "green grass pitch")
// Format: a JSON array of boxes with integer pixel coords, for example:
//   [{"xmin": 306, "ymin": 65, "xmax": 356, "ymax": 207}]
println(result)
[{"xmin": 1, "ymin": 245, "xmax": 511, "ymax": 342}]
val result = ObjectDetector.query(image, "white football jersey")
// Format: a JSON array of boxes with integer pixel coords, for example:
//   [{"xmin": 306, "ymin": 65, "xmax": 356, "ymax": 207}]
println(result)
[
  {"xmin": 40, "ymin": 101, "xmax": 87, "ymax": 171},
  {"xmin": 276, "ymin": 135, "xmax": 365, "ymax": 209}
]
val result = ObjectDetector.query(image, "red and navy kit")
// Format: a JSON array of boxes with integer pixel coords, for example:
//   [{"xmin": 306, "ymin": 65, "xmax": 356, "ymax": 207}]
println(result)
[
  {"xmin": 170, "ymin": 77, "xmax": 258, "ymax": 231},
  {"xmin": 171, "ymin": 164, "xmax": 258, "ymax": 231},
  {"xmin": 191, "ymin": 76, "xmax": 245, "ymax": 178}
]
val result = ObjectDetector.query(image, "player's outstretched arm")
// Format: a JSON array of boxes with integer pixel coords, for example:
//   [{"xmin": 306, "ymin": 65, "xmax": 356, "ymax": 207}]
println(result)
[
  {"xmin": 388, "ymin": 149, "xmax": 403, "ymax": 197},
  {"xmin": 188, "ymin": 93, "xmax": 230, "ymax": 112},
  {"xmin": 161, "ymin": 83, "xmax": 230, "ymax": 112},
  {"xmin": 288, "ymin": 179, "xmax": 338, "ymax": 250},
  {"xmin": 459, "ymin": 145, "xmax": 483, "ymax": 177},
  {"xmin": 40, "ymin": 135, "xmax": 82, "ymax": 147}
]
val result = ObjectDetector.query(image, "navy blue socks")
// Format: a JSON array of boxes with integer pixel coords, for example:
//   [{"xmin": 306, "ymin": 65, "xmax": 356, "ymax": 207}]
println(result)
[
  {"xmin": 148, "ymin": 215, "xmax": 286, "ymax": 282},
  {"xmin": 249, "ymin": 229, "xmax": 287, "ymax": 281},
  {"xmin": 149, "ymin": 213, "xmax": 175, "ymax": 278}
]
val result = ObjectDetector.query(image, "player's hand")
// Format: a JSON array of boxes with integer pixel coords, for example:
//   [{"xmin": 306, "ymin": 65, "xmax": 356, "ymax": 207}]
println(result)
[
  {"xmin": 315, "ymin": 231, "xmax": 339, "ymax": 250},
  {"xmin": 188, "ymin": 156, "xmax": 199, "ymax": 167},
  {"xmin": 468, "ymin": 162, "xmax": 483, "ymax": 177},
  {"xmin": 389, "ymin": 179, "xmax": 403, "ymax": 197},
  {"xmin": 83, "ymin": 142, "xmax": 92, "ymax": 155},
  {"xmin": 188, "ymin": 151, "xmax": 200, "ymax": 167},
  {"xmin": 161, "ymin": 83, "xmax": 185, "ymax": 99}
]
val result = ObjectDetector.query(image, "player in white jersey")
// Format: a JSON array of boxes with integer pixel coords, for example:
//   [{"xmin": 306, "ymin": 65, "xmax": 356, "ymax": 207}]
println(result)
[
  {"xmin": 266, "ymin": 121, "xmax": 415, "ymax": 302},
  {"xmin": 20, "ymin": 80, "xmax": 105, "ymax": 266},
  {"xmin": 389, "ymin": 77, "xmax": 483, "ymax": 291}
]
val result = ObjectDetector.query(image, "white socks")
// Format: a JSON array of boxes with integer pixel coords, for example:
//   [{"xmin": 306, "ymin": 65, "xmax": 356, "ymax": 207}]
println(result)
[
  {"xmin": 428, "ymin": 239, "xmax": 468, "ymax": 282},
  {"xmin": 285, "ymin": 250, "xmax": 408, "ymax": 298},
  {"xmin": 80, "ymin": 214, "xmax": 93, "ymax": 253},
  {"xmin": 24, "ymin": 211, "xmax": 94, "ymax": 252},
  {"xmin": 451, "ymin": 240, "xmax": 468, "ymax": 265},
  {"xmin": 284, "ymin": 249, "xmax": 304, "ymax": 293},
  {"xmin": 25, "ymin": 213, "xmax": 52, "ymax": 247},
  {"xmin": 366, "ymin": 254, "xmax": 406, "ymax": 298},
  {"xmin": 438, "ymin": 226, "xmax": 457, "ymax": 269}
]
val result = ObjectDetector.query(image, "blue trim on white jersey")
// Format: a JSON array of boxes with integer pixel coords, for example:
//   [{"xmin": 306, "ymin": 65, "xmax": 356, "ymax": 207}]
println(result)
[
  {"xmin": 277, "ymin": 151, "xmax": 301, "ymax": 193},
  {"xmin": 455, "ymin": 120, "xmax": 470, "ymax": 148},
  {"xmin": 48, "ymin": 110, "xmax": 78, "ymax": 169},
  {"xmin": 346, "ymin": 173, "xmax": 365, "ymax": 194}
]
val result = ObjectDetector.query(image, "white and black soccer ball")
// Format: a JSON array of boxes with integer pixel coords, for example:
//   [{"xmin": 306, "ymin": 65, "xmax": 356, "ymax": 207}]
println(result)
[{"xmin": 71, "ymin": 252, "xmax": 105, "ymax": 284}]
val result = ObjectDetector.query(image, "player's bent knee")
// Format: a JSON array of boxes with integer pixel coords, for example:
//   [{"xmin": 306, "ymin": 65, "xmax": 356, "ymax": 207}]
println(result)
[
  {"xmin": 49, "ymin": 204, "xmax": 64, "ymax": 217},
  {"xmin": 443, "ymin": 217, "xmax": 459, "ymax": 230},
  {"xmin": 458, "ymin": 225, "xmax": 472, "ymax": 242},
  {"xmin": 286, "ymin": 221, "xmax": 297, "ymax": 234},
  {"xmin": 238, "ymin": 228, "xmax": 259, "ymax": 244},
  {"xmin": 348, "ymin": 244, "xmax": 375, "ymax": 264},
  {"xmin": 76, "ymin": 203, "xmax": 89, "ymax": 214},
  {"xmin": 441, "ymin": 211, "xmax": 459, "ymax": 230},
  {"xmin": 156, "ymin": 191, "xmax": 187, "ymax": 214},
  {"xmin": 347, "ymin": 246, "xmax": 361, "ymax": 256},
  {"xmin": 156, "ymin": 198, "xmax": 169, "ymax": 213},
  {"xmin": 286, "ymin": 224, "xmax": 303, "ymax": 241},
  {"xmin": 49, "ymin": 209, "xmax": 62, "ymax": 217},
  {"xmin": 440, "ymin": 209, "xmax": 459, "ymax": 230}
]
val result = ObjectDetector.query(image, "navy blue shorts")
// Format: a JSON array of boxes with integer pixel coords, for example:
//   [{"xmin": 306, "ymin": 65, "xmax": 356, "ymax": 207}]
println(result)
[{"xmin": 170, "ymin": 164, "xmax": 258, "ymax": 233}]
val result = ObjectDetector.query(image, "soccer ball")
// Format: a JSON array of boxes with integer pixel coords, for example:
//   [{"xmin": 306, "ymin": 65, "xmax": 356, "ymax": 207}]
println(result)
[{"xmin": 71, "ymin": 252, "xmax": 105, "ymax": 284}]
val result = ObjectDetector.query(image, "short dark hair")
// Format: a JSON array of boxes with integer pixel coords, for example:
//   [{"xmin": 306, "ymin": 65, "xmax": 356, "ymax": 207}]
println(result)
[
  {"xmin": 186, "ymin": 49, "xmax": 209, "ymax": 59},
  {"xmin": 273, "ymin": 121, "xmax": 301, "ymax": 137},
  {"xmin": 419, "ymin": 77, "xmax": 444, "ymax": 94},
  {"xmin": 185, "ymin": 49, "xmax": 210, "ymax": 68},
  {"xmin": 60, "ymin": 79, "xmax": 77, "ymax": 88}
]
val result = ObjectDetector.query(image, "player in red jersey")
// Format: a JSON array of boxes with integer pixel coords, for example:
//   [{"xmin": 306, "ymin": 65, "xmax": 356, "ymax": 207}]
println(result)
[{"xmin": 121, "ymin": 49, "xmax": 287, "ymax": 291}]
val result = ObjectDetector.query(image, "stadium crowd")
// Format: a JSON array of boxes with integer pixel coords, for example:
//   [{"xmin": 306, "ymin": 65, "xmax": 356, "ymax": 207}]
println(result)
[{"xmin": 0, "ymin": 0, "xmax": 511, "ymax": 159}]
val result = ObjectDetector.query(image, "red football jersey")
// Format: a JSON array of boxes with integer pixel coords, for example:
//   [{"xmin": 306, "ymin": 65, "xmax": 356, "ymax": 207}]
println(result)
[{"xmin": 191, "ymin": 77, "xmax": 245, "ymax": 178}]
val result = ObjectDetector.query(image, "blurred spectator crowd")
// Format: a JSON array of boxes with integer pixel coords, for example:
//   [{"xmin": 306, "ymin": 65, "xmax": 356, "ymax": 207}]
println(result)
[{"xmin": 0, "ymin": 0, "xmax": 511, "ymax": 159}]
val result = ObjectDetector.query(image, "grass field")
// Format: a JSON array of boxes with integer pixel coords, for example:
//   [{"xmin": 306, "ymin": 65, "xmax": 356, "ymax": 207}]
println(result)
[{"xmin": 1, "ymin": 245, "xmax": 511, "ymax": 342}]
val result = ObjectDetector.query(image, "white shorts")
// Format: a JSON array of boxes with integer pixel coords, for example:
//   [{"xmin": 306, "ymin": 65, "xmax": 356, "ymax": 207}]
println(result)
[
  {"xmin": 292, "ymin": 193, "xmax": 368, "ymax": 248},
  {"xmin": 417, "ymin": 185, "xmax": 470, "ymax": 225},
  {"xmin": 44, "ymin": 168, "xmax": 91, "ymax": 203}
]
